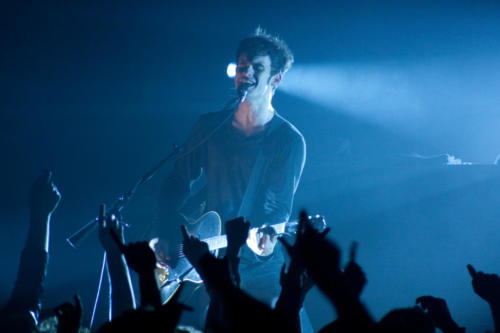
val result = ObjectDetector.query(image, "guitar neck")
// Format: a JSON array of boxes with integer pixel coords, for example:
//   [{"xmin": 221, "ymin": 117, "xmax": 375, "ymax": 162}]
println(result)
[{"xmin": 202, "ymin": 221, "xmax": 289, "ymax": 251}]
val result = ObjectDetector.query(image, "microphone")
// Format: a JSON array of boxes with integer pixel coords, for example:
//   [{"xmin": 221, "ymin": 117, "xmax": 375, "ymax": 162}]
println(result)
[{"xmin": 237, "ymin": 82, "xmax": 254, "ymax": 99}]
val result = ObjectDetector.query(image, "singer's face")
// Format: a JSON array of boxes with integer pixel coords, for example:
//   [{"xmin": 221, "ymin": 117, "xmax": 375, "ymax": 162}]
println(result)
[{"xmin": 235, "ymin": 53, "xmax": 275, "ymax": 99}]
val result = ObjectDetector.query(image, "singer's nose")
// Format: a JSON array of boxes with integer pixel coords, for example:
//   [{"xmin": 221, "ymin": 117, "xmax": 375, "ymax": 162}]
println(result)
[{"xmin": 246, "ymin": 65, "xmax": 254, "ymax": 77}]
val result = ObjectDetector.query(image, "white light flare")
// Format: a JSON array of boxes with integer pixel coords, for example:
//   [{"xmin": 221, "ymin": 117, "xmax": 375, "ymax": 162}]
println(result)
[
  {"xmin": 280, "ymin": 63, "xmax": 422, "ymax": 125},
  {"xmin": 279, "ymin": 58, "xmax": 500, "ymax": 163},
  {"xmin": 226, "ymin": 62, "xmax": 236, "ymax": 78}
]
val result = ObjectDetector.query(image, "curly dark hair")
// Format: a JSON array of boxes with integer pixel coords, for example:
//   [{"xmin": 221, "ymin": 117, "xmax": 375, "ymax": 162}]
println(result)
[{"xmin": 236, "ymin": 27, "xmax": 294, "ymax": 76}]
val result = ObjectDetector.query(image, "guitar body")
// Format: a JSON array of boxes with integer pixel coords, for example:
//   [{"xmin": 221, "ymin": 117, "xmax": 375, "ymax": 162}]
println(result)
[{"xmin": 159, "ymin": 211, "xmax": 221, "ymax": 303}]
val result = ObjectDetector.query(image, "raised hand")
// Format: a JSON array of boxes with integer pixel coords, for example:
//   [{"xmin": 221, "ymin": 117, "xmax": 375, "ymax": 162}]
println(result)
[
  {"xmin": 277, "ymin": 211, "xmax": 335, "ymax": 330},
  {"xmin": 54, "ymin": 294, "xmax": 82, "ymax": 333},
  {"xmin": 120, "ymin": 241, "xmax": 157, "ymax": 276},
  {"xmin": 105, "ymin": 220, "xmax": 157, "ymax": 276},
  {"xmin": 282, "ymin": 211, "xmax": 378, "ymax": 331},
  {"xmin": 467, "ymin": 264, "xmax": 500, "ymax": 304},
  {"xmin": 181, "ymin": 225, "xmax": 209, "ymax": 268},
  {"xmin": 280, "ymin": 210, "xmax": 334, "ymax": 291},
  {"xmin": 224, "ymin": 217, "xmax": 250, "ymax": 286},
  {"xmin": 279, "ymin": 213, "xmax": 316, "ymax": 297},
  {"xmin": 96, "ymin": 204, "xmax": 137, "ymax": 315},
  {"xmin": 416, "ymin": 296, "xmax": 463, "ymax": 333},
  {"xmin": 28, "ymin": 170, "xmax": 61, "ymax": 253},
  {"xmin": 98, "ymin": 204, "xmax": 124, "ymax": 255},
  {"xmin": 107, "ymin": 225, "xmax": 160, "ymax": 308},
  {"xmin": 279, "ymin": 263, "xmax": 314, "ymax": 299},
  {"xmin": 30, "ymin": 170, "xmax": 61, "ymax": 217},
  {"xmin": 287, "ymin": 211, "xmax": 335, "ymax": 280},
  {"xmin": 343, "ymin": 241, "xmax": 367, "ymax": 298},
  {"xmin": 99, "ymin": 205, "xmax": 157, "ymax": 275},
  {"xmin": 225, "ymin": 217, "xmax": 250, "ymax": 255}
]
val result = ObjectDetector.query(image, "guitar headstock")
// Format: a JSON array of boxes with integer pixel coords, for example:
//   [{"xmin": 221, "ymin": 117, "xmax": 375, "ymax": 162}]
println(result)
[{"xmin": 285, "ymin": 214, "xmax": 327, "ymax": 235}]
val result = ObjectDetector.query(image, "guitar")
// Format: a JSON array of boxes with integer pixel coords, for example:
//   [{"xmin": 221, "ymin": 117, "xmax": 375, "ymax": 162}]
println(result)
[{"xmin": 151, "ymin": 211, "xmax": 326, "ymax": 303}]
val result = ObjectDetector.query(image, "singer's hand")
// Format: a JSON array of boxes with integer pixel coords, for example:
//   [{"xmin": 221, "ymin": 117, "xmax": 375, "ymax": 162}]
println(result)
[{"xmin": 246, "ymin": 225, "xmax": 277, "ymax": 257}]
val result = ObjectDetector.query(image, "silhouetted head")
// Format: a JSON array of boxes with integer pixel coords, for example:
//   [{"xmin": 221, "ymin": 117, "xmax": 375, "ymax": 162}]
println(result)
[{"xmin": 379, "ymin": 307, "xmax": 435, "ymax": 333}]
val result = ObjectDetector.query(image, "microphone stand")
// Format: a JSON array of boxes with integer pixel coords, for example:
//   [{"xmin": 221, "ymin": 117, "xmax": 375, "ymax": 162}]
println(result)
[
  {"xmin": 65, "ymin": 144, "xmax": 181, "ymax": 328},
  {"xmin": 67, "ymin": 94, "xmax": 244, "ymax": 327},
  {"xmin": 66, "ymin": 144, "xmax": 181, "ymax": 248},
  {"xmin": 68, "ymin": 88, "xmax": 249, "ymax": 247}
]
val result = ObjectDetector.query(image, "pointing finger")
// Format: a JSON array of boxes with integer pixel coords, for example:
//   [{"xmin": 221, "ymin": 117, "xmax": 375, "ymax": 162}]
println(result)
[
  {"xmin": 467, "ymin": 264, "xmax": 477, "ymax": 278},
  {"xmin": 349, "ymin": 241, "xmax": 358, "ymax": 262}
]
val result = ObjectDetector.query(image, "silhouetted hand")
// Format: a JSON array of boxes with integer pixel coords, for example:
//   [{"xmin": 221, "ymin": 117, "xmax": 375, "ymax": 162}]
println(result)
[
  {"xmin": 279, "ymin": 263, "xmax": 314, "ymax": 299},
  {"xmin": 416, "ymin": 295, "xmax": 463, "ymax": 332},
  {"xmin": 181, "ymin": 225, "xmax": 235, "ymax": 292},
  {"xmin": 283, "ymin": 211, "xmax": 335, "ymax": 289},
  {"xmin": 30, "ymin": 170, "xmax": 61, "ymax": 217},
  {"xmin": 54, "ymin": 294, "xmax": 82, "ymax": 333},
  {"xmin": 280, "ymin": 210, "xmax": 335, "ymax": 300},
  {"xmin": 181, "ymin": 225, "xmax": 209, "ymax": 268},
  {"xmin": 344, "ymin": 241, "xmax": 367, "ymax": 298},
  {"xmin": 225, "ymin": 217, "xmax": 250, "ymax": 255},
  {"xmin": 468, "ymin": 264, "xmax": 500, "ymax": 305},
  {"xmin": 97, "ymin": 204, "xmax": 137, "ymax": 315},
  {"xmin": 224, "ymin": 217, "xmax": 249, "ymax": 286},
  {"xmin": 121, "ymin": 241, "xmax": 157, "ymax": 276},
  {"xmin": 108, "ymin": 226, "xmax": 159, "ymax": 308},
  {"xmin": 279, "ymin": 212, "xmax": 317, "ymax": 299},
  {"xmin": 283, "ymin": 212, "xmax": 374, "ymax": 331},
  {"xmin": 281, "ymin": 211, "xmax": 331, "ymax": 258},
  {"xmin": 98, "ymin": 204, "xmax": 124, "ymax": 255},
  {"xmin": 105, "ymin": 219, "xmax": 156, "ymax": 275}
]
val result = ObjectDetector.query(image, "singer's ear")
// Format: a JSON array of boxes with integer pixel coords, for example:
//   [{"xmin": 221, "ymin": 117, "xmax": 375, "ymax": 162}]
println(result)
[{"xmin": 270, "ymin": 72, "xmax": 282, "ymax": 89}]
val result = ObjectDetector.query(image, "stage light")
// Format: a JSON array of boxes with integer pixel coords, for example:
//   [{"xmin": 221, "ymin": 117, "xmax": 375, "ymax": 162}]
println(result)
[
  {"xmin": 280, "ymin": 59, "xmax": 500, "ymax": 163},
  {"xmin": 280, "ymin": 64, "xmax": 419, "ymax": 123},
  {"xmin": 226, "ymin": 62, "xmax": 236, "ymax": 78}
]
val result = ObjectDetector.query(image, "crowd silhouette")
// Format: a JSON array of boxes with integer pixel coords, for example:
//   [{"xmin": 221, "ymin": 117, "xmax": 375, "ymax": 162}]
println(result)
[{"xmin": 1, "ymin": 171, "xmax": 499, "ymax": 332}]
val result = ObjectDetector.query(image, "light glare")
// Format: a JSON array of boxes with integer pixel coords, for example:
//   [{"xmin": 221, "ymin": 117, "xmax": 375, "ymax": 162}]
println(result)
[{"xmin": 226, "ymin": 62, "xmax": 236, "ymax": 78}]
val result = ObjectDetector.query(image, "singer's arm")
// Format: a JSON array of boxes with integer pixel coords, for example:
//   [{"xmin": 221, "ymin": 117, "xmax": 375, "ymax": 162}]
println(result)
[{"xmin": 247, "ymin": 119, "xmax": 306, "ymax": 227}]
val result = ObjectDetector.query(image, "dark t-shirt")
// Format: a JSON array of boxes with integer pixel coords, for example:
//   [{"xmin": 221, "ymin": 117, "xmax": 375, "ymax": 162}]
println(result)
[{"xmin": 157, "ymin": 107, "xmax": 305, "ymax": 239}]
